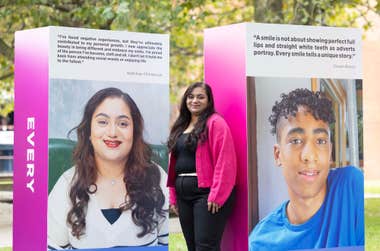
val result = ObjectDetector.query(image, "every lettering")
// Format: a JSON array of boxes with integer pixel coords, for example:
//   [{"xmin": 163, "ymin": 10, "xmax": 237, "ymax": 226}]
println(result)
[{"xmin": 26, "ymin": 117, "xmax": 35, "ymax": 193}]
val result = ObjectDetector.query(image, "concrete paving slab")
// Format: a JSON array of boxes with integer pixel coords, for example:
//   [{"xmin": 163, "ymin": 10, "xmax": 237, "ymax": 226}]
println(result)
[
  {"xmin": 0, "ymin": 202, "xmax": 12, "ymax": 248},
  {"xmin": 169, "ymin": 216, "xmax": 182, "ymax": 234}
]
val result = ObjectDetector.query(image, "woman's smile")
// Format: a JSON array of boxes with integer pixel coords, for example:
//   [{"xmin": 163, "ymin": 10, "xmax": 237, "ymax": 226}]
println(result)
[{"xmin": 103, "ymin": 139, "xmax": 122, "ymax": 148}]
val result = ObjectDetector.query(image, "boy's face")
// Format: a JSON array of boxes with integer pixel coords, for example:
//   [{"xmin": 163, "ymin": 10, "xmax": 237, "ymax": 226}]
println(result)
[{"xmin": 274, "ymin": 106, "xmax": 332, "ymax": 202}]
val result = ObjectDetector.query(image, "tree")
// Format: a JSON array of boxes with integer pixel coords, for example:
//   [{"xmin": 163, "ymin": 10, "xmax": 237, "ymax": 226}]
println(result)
[
  {"xmin": 0, "ymin": 0, "xmax": 253, "ymax": 109},
  {"xmin": 253, "ymin": 0, "xmax": 379, "ymax": 27},
  {"xmin": 0, "ymin": 0, "xmax": 378, "ymax": 115}
]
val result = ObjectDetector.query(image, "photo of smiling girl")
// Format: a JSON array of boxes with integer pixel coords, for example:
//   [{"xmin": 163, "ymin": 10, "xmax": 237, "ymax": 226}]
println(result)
[{"xmin": 48, "ymin": 87, "xmax": 168, "ymax": 250}]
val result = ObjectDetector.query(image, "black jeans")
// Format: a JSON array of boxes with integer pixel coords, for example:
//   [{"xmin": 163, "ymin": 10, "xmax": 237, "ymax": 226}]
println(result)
[{"xmin": 175, "ymin": 176, "xmax": 235, "ymax": 251}]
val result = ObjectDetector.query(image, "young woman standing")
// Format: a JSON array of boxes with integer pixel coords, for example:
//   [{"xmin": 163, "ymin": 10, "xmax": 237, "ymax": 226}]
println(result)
[{"xmin": 167, "ymin": 82, "xmax": 236, "ymax": 251}]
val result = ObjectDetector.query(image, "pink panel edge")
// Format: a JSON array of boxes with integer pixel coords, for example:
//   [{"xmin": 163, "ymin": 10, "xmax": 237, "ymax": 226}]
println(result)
[
  {"xmin": 14, "ymin": 27, "xmax": 49, "ymax": 251},
  {"xmin": 204, "ymin": 23, "xmax": 249, "ymax": 251}
]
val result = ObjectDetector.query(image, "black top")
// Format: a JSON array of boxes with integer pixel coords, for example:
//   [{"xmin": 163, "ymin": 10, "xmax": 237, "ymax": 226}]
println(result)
[
  {"xmin": 101, "ymin": 208, "xmax": 122, "ymax": 224},
  {"xmin": 174, "ymin": 133, "xmax": 196, "ymax": 174}
]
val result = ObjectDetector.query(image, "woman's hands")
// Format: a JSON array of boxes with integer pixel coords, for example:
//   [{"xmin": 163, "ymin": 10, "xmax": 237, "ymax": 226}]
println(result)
[
  {"xmin": 207, "ymin": 201, "xmax": 220, "ymax": 214},
  {"xmin": 171, "ymin": 202, "xmax": 221, "ymax": 215},
  {"xmin": 170, "ymin": 204, "xmax": 179, "ymax": 216}
]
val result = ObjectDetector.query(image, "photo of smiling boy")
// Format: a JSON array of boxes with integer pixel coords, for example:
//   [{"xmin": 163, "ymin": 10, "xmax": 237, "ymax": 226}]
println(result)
[{"xmin": 249, "ymin": 88, "xmax": 364, "ymax": 251}]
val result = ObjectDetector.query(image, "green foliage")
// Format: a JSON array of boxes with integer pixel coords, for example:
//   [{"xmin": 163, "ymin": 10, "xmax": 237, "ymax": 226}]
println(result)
[
  {"xmin": 0, "ymin": 76, "xmax": 13, "ymax": 117},
  {"xmin": 0, "ymin": 0, "xmax": 376, "ymax": 111},
  {"xmin": 168, "ymin": 0, "xmax": 253, "ymax": 101},
  {"xmin": 0, "ymin": 0, "xmax": 253, "ymax": 107},
  {"xmin": 254, "ymin": 0, "xmax": 372, "ymax": 27}
]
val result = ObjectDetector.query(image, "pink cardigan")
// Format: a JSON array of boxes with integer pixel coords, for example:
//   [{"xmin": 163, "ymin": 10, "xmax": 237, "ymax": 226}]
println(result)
[{"xmin": 167, "ymin": 113, "xmax": 237, "ymax": 206}]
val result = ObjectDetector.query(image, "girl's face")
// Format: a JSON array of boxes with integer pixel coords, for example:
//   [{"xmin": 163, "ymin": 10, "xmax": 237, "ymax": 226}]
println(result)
[
  {"xmin": 90, "ymin": 97, "xmax": 134, "ymax": 165},
  {"xmin": 186, "ymin": 87, "xmax": 209, "ymax": 116}
]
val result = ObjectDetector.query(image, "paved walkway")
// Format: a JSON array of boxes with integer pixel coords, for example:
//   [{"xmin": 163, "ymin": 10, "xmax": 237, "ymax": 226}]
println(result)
[
  {"xmin": 169, "ymin": 217, "xmax": 182, "ymax": 233},
  {"xmin": 364, "ymin": 193, "xmax": 380, "ymax": 198},
  {"xmin": 0, "ymin": 191, "xmax": 12, "ymax": 202},
  {"xmin": 0, "ymin": 202, "xmax": 12, "ymax": 248}
]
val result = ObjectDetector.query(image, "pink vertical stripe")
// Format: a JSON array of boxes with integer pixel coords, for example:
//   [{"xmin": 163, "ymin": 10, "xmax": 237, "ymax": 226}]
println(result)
[
  {"xmin": 14, "ymin": 27, "xmax": 49, "ymax": 251},
  {"xmin": 204, "ymin": 23, "xmax": 248, "ymax": 251}
]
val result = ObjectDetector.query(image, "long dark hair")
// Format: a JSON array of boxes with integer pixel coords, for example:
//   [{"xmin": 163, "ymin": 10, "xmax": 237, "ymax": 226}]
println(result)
[
  {"xmin": 67, "ymin": 87, "xmax": 166, "ymax": 238},
  {"xmin": 167, "ymin": 82, "xmax": 215, "ymax": 152}
]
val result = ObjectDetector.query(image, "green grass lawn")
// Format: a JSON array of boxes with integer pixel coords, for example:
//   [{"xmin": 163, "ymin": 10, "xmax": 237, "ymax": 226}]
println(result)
[
  {"xmin": 365, "ymin": 198, "xmax": 380, "ymax": 251},
  {"xmin": 365, "ymin": 180, "xmax": 380, "ymax": 194},
  {"xmin": 169, "ymin": 232, "xmax": 187, "ymax": 251},
  {"xmin": 0, "ymin": 247, "xmax": 12, "ymax": 251}
]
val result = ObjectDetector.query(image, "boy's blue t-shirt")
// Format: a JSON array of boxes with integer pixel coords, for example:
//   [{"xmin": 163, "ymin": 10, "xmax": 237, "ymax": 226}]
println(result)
[{"xmin": 249, "ymin": 166, "xmax": 364, "ymax": 251}]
